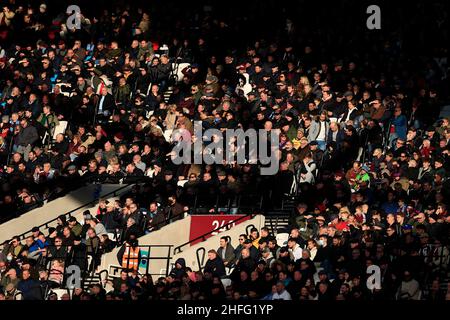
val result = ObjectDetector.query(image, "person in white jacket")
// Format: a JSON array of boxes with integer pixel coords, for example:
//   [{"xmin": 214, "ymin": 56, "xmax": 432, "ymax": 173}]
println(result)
[
  {"xmin": 272, "ymin": 281, "xmax": 292, "ymax": 300},
  {"xmin": 299, "ymin": 153, "xmax": 317, "ymax": 184},
  {"xmin": 287, "ymin": 238, "xmax": 303, "ymax": 262},
  {"xmin": 396, "ymin": 270, "xmax": 421, "ymax": 300},
  {"xmin": 235, "ymin": 70, "xmax": 252, "ymax": 100}
]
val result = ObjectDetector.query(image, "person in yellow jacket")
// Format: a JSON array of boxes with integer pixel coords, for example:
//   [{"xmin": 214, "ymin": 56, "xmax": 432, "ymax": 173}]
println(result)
[{"xmin": 249, "ymin": 228, "xmax": 261, "ymax": 249}]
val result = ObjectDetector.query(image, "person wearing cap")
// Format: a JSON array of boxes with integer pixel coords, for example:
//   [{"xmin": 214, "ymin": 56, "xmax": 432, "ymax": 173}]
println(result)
[
  {"xmin": 163, "ymin": 195, "xmax": 186, "ymax": 223},
  {"xmin": 85, "ymin": 216, "xmax": 108, "ymax": 240},
  {"xmin": 79, "ymin": 210, "xmax": 93, "ymax": 238},
  {"xmin": 260, "ymin": 247, "xmax": 275, "ymax": 268},
  {"xmin": 424, "ymin": 125, "xmax": 440, "ymax": 145},
  {"xmin": 241, "ymin": 238, "xmax": 259, "ymax": 261}
]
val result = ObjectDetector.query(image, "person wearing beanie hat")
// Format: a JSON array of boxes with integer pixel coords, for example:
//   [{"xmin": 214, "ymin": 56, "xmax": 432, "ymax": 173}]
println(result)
[{"xmin": 48, "ymin": 227, "xmax": 57, "ymax": 237}]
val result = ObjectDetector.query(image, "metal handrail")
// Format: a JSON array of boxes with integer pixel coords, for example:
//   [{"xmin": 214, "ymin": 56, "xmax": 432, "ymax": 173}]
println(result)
[
  {"xmin": 8, "ymin": 183, "xmax": 134, "ymax": 243},
  {"xmin": 108, "ymin": 244, "xmax": 174, "ymax": 277}
]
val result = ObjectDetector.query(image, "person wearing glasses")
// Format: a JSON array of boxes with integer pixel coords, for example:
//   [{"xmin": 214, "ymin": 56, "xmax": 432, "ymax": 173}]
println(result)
[
  {"xmin": 2, "ymin": 236, "xmax": 23, "ymax": 261},
  {"xmin": 47, "ymin": 236, "xmax": 67, "ymax": 261},
  {"xmin": 232, "ymin": 234, "xmax": 248, "ymax": 263}
]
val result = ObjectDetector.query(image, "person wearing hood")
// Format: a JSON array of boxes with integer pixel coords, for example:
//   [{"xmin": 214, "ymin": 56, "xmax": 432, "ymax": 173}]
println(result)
[
  {"xmin": 235, "ymin": 72, "xmax": 252, "ymax": 100},
  {"xmin": 169, "ymin": 258, "xmax": 187, "ymax": 280}
]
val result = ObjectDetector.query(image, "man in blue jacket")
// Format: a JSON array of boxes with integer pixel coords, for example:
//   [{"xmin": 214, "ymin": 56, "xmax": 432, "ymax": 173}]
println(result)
[
  {"xmin": 17, "ymin": 269, "xmax": 42, "ymax": 300},
  {"xmin": 388, "ymin": 107, "xmax": 407, "ymax": 147}
]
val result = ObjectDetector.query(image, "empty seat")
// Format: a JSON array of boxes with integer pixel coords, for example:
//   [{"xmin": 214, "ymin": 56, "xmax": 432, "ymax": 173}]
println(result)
[
  {"xmin": 276, "ymin": 233, "xmax": 289, "ymax": 247},
  {"xmin": 221, "ymin": 278, "xmax": 232, "ymax": 288},
  {"xmin": 52, "ymin": 121, "xmax": 68, "ymax": 140}
]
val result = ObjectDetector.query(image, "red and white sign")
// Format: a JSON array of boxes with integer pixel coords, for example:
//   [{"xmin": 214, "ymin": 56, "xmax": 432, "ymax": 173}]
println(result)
[{"xmin": 189, "ymin": 215, "xmax": 250, "ymax": 245}]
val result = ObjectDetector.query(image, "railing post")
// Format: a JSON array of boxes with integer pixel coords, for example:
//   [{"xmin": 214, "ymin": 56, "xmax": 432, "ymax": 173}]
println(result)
[{"xmin": 166, "ymin": 246, "xmax": 172, "ymax": 277}]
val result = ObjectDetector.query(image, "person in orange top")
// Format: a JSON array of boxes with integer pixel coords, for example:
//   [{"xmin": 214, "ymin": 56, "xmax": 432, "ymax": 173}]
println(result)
[{"xmin": 117, "ymin": 238, "xmax": 141, "ymax": 271}]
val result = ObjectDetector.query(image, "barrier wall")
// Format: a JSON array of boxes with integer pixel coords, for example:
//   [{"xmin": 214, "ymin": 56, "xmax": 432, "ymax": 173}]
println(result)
[
  {"xmin": 100, "ymin": 213, "xmax": 258, "ymax": 281},
  {"xmin": 100, "ymin": 215, "xmax": 192, "ymax": 278},
  {"xmin": 170, "ymin": 214, "xmax": 265, "ymax": 272},
  {"xmin": 0, "ymin": 184, "xmax": 132, "ymax": 243}
]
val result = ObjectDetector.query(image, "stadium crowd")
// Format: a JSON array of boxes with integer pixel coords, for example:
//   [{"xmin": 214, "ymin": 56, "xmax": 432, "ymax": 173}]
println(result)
[{"xmin": 0, "ymin": 0, "xmax": 449, "ymax": 300}]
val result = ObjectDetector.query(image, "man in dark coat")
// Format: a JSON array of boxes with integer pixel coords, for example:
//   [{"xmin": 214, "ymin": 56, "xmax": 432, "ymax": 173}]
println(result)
[
  {"xmin": 68, "ymin": 236, "xmax": 88, "ymax": 272},
  {"xmin": 203, "ymin": 250, "xmax": 226, "ymax": 278},
  {"xmin": 163, "ymin": 196, "xmax": 185, "ymax": 223},
  {"xmin": 169, "ymin": 258, "xmax": 187, "ymax": 280},
  {"xmin": 17, "ymin": 269, "xmax": 42, "ymax": 300},
  {"xmin": 232, "ymin": 248, "xmax": 256, "ymax": 282}
]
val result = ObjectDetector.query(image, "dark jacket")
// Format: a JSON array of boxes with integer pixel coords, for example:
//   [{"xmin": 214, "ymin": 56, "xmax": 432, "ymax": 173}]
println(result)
[
  {"xmin": 164, "ymin": 202, "xmax": 185, "ymax": 223},
  {"xmin": 68, "ymin": 243, "xmax": 88, "ymax": 271},
  {"xmin": 169, "ymin": 258, "xmax": 187, "ymax": 280},
  {"xmin": 203, "ymin": 256, "xmax": 226, "ymax": 277},
  {"xmin": 97, "ymin": 94, "xmax": 116, "ymax": 114},
  {"xmin": 17, "ymin": 278, "xmax": 42, "ymax": 300},
  {"xmin": 16, "ymin": 125, "xmax": 39, "ymax": 147},
  {"xmin": 234, "ymin": 256, "xmax": 256, "ymax": 276}
]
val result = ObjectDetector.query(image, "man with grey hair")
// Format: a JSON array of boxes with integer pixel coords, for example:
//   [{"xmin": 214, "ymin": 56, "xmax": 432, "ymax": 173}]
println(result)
[{"xmin": 261, "ymin": 247, "xmax": 275, "ymax": 268}]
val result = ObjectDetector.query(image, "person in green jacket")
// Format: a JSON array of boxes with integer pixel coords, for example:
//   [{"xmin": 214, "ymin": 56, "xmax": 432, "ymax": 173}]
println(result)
[{"xmin": 68, "ymin": 216, "xmax": 83, "ymax": 237}]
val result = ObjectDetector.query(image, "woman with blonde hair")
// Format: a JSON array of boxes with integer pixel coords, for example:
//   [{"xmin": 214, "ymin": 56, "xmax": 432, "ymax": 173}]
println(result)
[
  {"xmin": 164, "ymin": 104, "xmax": 179, "ymax": 131},
  {"xmin": 299, "ymin": 75, "xmax": 310, "ymax": 86}
]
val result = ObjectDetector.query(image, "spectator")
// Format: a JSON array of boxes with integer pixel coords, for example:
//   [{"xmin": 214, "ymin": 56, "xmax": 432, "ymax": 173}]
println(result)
[
  {"xmin": 217, "ymin": 236, "xmax": 235, "ymax": 267},
  {"xmin": 203, "ymin": 250, "xmax": 226, "ymax": 278}
]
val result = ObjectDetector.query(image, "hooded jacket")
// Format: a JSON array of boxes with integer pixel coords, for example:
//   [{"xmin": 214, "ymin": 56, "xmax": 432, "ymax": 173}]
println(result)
[{"xmin": 169, "ymin": 258, "xmax": 187, "ymax": 279}]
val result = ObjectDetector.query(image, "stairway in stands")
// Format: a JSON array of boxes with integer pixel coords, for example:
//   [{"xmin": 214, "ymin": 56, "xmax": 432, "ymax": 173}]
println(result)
[
  {"xmin": 83, "ymin": 274, "xmax": 102, "ymax": 290},
  {"xmin": 163, "ymin": 87, "xmax": 173, "ymax": 103},
  {"xmin": 264, "ymin": 216, "xmax": 290, "ymax": 236},
  {"xmin": 263, "ymin": 196, "xmax": 297, "ymax": 236}
]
